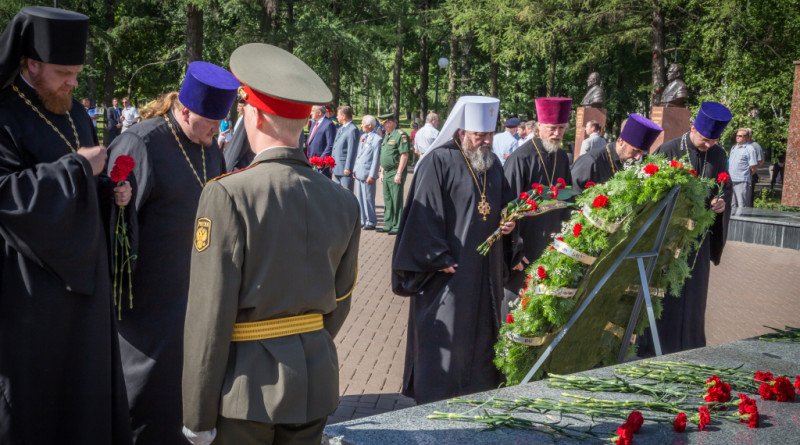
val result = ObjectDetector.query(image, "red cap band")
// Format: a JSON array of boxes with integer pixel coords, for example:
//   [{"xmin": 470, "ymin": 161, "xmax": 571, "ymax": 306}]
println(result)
[{"xmin": 239, "ymin": 84, "xmax": 313, "ymax": 120}]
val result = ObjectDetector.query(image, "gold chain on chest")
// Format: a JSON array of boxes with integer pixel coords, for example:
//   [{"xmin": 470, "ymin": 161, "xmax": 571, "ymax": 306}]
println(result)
[
  {"xmin": 532, "ymin": 139, "xmax": 557, "ymax": 187},
  {"xmin": 13, "ymin": 84, "xmax": 79, "ymax": 153},
  {"xmin": 454, "ymin": 140, "xmax": 491, "ymax": 221},
  {"xmin": 165, "ymin": 115, "xmax": 207, "ymax": 187}
]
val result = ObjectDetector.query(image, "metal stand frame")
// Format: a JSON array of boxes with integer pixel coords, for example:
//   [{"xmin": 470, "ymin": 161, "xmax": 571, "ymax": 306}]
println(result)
[{"xmin": 520, "ymin": 186, "xmax": 682, "ymax": 384}]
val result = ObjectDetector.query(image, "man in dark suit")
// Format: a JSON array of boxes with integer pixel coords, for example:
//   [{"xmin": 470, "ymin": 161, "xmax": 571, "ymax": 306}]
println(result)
[
  {"xmin": 106, "ymin": 97, "xmax": 122, "ymax": 144},
  {"xmin": 331, "ymin": 105, "xmax": 359, "ymax": 191},
  {"xmin": 306, "ymin": 105, "xmax": 336, "ymax": 177}
]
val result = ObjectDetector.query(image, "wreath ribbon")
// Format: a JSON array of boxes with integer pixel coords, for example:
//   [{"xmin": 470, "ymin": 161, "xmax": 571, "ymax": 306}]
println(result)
[
  {"xmin": 604, "ymin": 321, "xmax": 626, "ymax": 340},
  {"xmin": 581, "ymin": 204, "xmax": 621, "ymax": 233},
  {"xmin": 553, "ymin": 239, "xmax": 597, "ymax": 266},
  {"xmin": 624, "ymin": 284, "xmax": 665, "ymax": 299},
  {"xmin": 533, "ymin": 284, "xmax": 577, "ymax": 299},
  {"xmin": 506, "ymin": 331, "xmax": 550, "ymax": 346}
]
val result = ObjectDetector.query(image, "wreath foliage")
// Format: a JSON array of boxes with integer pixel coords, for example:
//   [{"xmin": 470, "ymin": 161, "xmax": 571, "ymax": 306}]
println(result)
[{"xmin": 496, "ymin": 155, "xmax": 718, "ymax": 384}]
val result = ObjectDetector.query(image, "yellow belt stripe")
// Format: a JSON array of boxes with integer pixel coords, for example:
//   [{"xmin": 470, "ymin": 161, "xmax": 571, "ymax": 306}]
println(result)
[{"xmin": 231, "ymin": 313, "xmax": 323, "ymax": 342}]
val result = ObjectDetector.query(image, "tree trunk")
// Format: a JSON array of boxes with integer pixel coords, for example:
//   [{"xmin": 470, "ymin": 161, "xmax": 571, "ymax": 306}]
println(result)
[
  {"xmin": 547, "ymin": 48, "xmax": 556, "ymax": 97},
  {"xmin": 447, "ymin": 27, "xmax": 458, "ymax": 115},
  {"xmin": 650, "ymin": 7, "xmax": 666, "ymax": 108},
  {"xmin": 330, "ymin": 45, "xmax": 341, "ymax": 108},
  {"xmin": 489, "ymin": 57, "xmax": 498, "ymax": 98},
  {"xmin": 286, "ymin": 0, "xmax": 295, "ymax": 53},
  {"xmin": 362, "ymin": 72, "xmax": 369, "ymax": 115},
  {"xmin": 186, "ymin": 3, "xmax": 203, "ymax": 64},
  {"xmin": 85, "ymin": 40, "xmax": 96, "ymax": 104},
  {"xmin": 460, "ymin": 31, "xmax": 473, "ymax": 94},
  {"xmin": 418, "ymin": 35, "xmax": 429, "ymax": 122},
  {"xmin": 392, "ymin": 17, "xmax": 404, "ymax": 120},
  {"xmin": 101, "ymin": 1, "xmax": 116, "ymax": 108}
]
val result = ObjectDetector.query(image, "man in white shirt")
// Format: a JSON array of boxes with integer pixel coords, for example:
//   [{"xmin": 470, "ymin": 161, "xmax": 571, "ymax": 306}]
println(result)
[
  {"xmin": 492, "ymin": 117, "xmax": 519, "ymax": 166},
  {"xmin": 413, "ymin": 112, "xmax": 439, "ymax": 157},
  {"xmin": 120, "ymin": 96, "xmax": 141, "ymax": 132},
  {"xmin": 730, "ymin": 128, "xmax": 758, "ymax": 215},
  {"xmin": 579, "ymin": 120, "xmax": 607, "ymax": 156}
]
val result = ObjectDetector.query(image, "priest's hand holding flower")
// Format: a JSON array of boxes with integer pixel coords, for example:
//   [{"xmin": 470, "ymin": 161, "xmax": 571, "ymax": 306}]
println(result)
[{"xmin": 113, "ymin": 182, "xmax": 132, "ymax": 207}]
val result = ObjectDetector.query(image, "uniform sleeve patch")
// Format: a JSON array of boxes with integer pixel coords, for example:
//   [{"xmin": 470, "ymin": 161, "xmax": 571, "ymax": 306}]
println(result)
[{"xmin": 195, "ymin": 217, "xmax": 212, "ymax": 252}]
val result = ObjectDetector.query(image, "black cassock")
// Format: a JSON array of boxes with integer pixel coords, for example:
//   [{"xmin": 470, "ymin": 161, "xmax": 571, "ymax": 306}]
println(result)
[
  {"xmin": 644, "ymin": 133, "xmax": 731, "ymax": 354},
  {"xmin": 570, "ymin": 141, "xmax": 621, "ymax": 193},
  {"xmin": 0, "ymin": 77, "xmax": 132, "ymax": 444},
  {"xmin": 392, "ymin": 140, "xmax": 511, "ymax": 404},
  {"xmin": 107, "ymin": 112, "xmax": 224, "ymax": 444},
  {"xmin": 503, "ymin": 138, "xmax": 573, "ymax": 307}
]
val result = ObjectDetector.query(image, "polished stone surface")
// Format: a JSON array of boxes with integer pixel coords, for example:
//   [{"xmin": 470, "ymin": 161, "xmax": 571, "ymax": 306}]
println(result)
[
  {"xmin": 573, "ymin": 106, "xmax": 607, "ymax": 161},
  {"xmin": 729, "ymin": 207, "xmax": 800, "ymax": 250},
  {"xmin": 649, "ymin": 106, "xmax": 691, "ymax": 153},
  {"xmin": 323, "ymin": 339, "xmax": 800, "ymax": 444}
]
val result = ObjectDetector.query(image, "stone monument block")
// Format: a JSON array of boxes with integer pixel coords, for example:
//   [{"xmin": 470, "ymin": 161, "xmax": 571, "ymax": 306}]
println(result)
[
  {"xmin": 782, "ymin": 61, "xmax": 800, "ymax": 207},
  {"xmin": 574, "ymin": 107, "xmax": 606, "ymax": 161},
  {"xmin": 648, "ymin": 106, "xmax": 691, "ymax": 153}
]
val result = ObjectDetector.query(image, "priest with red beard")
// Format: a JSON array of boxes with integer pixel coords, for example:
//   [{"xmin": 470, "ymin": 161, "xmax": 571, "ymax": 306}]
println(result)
[
  {"xmin": 503, "ymin": 97, "xmax": 574, "ymax": 307},
  {"xmin": 0, "ymin": 6, "xmax": 132, "ymax": 444},
  {"xmin": 392, "ymin": 96, "xmax": 515, "ymax": 404}
]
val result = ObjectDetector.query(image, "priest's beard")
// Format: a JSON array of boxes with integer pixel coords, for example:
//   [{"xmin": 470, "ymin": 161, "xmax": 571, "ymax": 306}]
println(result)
[
  {"xmin": 30, "ymin": 73, "xmax": 74, "ymax": 114},
  {"xmin": 462, "ymin": 137, "xmax": 495, "ymax": 174},
  {"xmin": 542, "ymin": 139, "xmax": 562, "ymax": 153}
]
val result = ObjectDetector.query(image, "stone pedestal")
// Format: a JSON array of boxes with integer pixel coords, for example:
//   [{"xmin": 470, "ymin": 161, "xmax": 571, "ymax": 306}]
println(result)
[
  {"xmin": 782, "ymin": 61, "xmax": 800, "ymax": 207},
  {"xmin": 648, "ymin": 106, "xmax": 691, "ymax": 153},
  {"xmin": 573, "ymin": 107, "xmax": 606, "ymax": 160}
]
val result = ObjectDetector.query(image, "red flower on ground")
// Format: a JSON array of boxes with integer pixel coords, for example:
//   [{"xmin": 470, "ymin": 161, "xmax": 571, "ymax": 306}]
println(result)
[
  {"xmin": 698, "ymin": 406, "xmax": 710, "ymax": 431},
  {"xmin": 531, "ymin": 183, "xmax": 544, "ymax": 195},
  {"xmin": 773, "ymin": 376, "xmax": 796, "ymax": 402},
  {"xmin": 643, "ymin": 164, "xmax": 659, "ymax": 176},
  {"xmin": 626, "ymin": 411, "xmax": 644, "ymax": 433},
  {"xmin": 670, "ymin": 160, "xmax": 683, "ymax": 169},
  {"xmin": 592, "ymin": 195, "xmax": 610, "ymax": 208},
  {"xmin": 673, "ymin": 412, "xmax": 687, "ymax": 432},
  {"xmin": 506, "ymin": 314, "xmax": 514, "ymax": 324},
  {"xmin": 615, "ymin": 424, "xmax": 634, "ymax": 445},
  {"xmin": 556, "ymin": 177, "xmax": 567, "ymax": 190},
  {"xmin": 537, "ymin": 266, "xmax": 547, "ymax": 279},
  {"xmin": 573, "ymin": 223, "xmax": 582, "ymax": 238},
  {"xmin": 717, "ymin": 172, "xmax": 730, "ymax": 184},
  {"xmin": 526, "ymin": 200, "xmax": 538, "ymax": 211},
  {"xmin": 705, "ymin": 375, "xmax": 732, "ymax": 403},
  {"xmin": 795, "ymin": 376, "xmax": 800, "ymax": 393},
  {"xmin": 324, "ymin": 155, "xmax": 336, "ymax": 168},
  {"xmin": 549, "ymin": 185, "xmax": 558, "ymax": 199},
  {"xmin": 689, "ymin": 169, "xmax": 698, "ymax": 177},
  {"xmin": 759, "ymin": 381, "xmax": 774, "ymax": 400},
  {"xmin": 519, "ymin": 192, "xmax": 530, "ymax": 201},
  {"xmin": 754, "ymin": 371, "xmax": 774, "ymax": 382},
  {"xmin": 737, "ymin": 393, "xmax": 759, "ymax": 428},
  {"xmin": 584, "ymin": 181, "xmax": 596, "ymax": 188}
]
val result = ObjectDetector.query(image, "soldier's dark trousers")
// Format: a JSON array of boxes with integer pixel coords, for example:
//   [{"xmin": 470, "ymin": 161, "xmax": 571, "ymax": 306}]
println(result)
[{"xmin": 214, "ymin": 416, "xmax": 327, "ymax": 445}]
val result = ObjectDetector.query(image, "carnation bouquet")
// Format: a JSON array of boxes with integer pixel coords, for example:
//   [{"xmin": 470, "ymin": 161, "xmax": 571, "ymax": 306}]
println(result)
[
  {"xmin": 110, "ymin": 155, "xmax": 136, "ymax": 319},
  {"xmin": 496, "ymin": 155, "xmax": 718, "ymax": 383}
]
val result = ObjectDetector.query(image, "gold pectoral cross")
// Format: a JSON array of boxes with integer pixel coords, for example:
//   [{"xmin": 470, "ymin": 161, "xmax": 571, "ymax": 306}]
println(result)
[{"xmin": 478, "ymin": 195, "xmax": 491, "ymax": 220}]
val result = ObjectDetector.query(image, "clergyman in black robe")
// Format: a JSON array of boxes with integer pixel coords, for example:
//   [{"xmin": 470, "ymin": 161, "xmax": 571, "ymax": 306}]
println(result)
[
  {"xmin": 0, "ymin": 7, "xmax": 132, "ymax": 444},
  {"xmin": 392, "ymin": 107, "xmax": 514, "ymax": 404},
  {"xmin": 503, "ymin": 137, "xmax": 572, "ymax": 307},
  {"xmin": 647, "ymin": 126, "xmax": 732, "ymax": 354},
  {"xmin": 107, "ymin": 66, "xmax": 237, "ymax": 444}
]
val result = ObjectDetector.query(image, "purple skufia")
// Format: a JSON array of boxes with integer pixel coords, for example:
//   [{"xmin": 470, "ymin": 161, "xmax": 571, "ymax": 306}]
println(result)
[
  {"xmin": 620, "ymin": 113, "xmax": 663, "ymax": 151},
  {"xmin": 178, "ymin": 61, "xmax": 240, "ymax": 120},
  {"xmin": 694, "ymin": 101, "xmax": 732, "ymax": 140}
]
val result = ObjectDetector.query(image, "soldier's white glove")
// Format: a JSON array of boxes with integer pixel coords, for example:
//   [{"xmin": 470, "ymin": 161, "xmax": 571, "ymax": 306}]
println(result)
[{"xmin": 182, "ymin": 426, "xmax": 216, "ymax": 445}]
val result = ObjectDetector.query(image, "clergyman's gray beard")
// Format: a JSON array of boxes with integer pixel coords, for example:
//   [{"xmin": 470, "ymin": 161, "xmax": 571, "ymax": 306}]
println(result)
[
  {"xmin": 542, "ymin": 140, "xmax": 561, "ymax": 153},
  {"xmin": 465, "ymin": 144, "xmax": 495, "ymax": 173}
]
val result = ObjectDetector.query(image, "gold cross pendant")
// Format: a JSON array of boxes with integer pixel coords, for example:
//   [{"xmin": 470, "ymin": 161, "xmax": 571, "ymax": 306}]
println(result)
[{"xmin": 478, "ymin": 195, "xmax": 491, "ymax": 220}]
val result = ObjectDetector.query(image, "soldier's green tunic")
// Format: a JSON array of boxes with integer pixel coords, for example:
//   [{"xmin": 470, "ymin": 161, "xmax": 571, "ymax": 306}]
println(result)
[
  {"xmin": 380, "ymin": 129, "xmax": 412, "ymax": 232},
  {"xmin": 182, "ymin": 146, "xmax": 360, "ymax": 432}
]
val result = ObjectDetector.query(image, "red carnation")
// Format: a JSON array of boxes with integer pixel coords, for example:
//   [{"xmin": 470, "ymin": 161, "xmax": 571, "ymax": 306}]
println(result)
[
  {"xmin": 584, "ymin": 181, "xmax": 596, "ymax": 188},
  {"xmin": 573, "ymin": 223, "xmax": 582, "ymax": 238},
  {"xmin": 737, "ymin": 394, "xmax": 759, "ymax": 428},
  {"xmin": 556, "ymin": 178, "xmax": 567, "ymax": 190},
  {"xmin": 521, "ymin": 297, "xmax": 529, "ymax": 309},
  {"xmin": 758, "ymin": 381, "xmax": 774, "ymax": 400},
  {"xmin": 773, "ymin": 376, "xmax": 796, "ymax": 402},
  {"xmin": 110, "ymin": 155, "xmax": 135, "ymax": 183},
  {"xmin": 309, "ymin": 156, "xmax": 323, "ymax": 167},
  {"xmin": 557, "ymin": 236, "xmax": 564, "ymax": 242},
  {"xmin": 795, "ymin": 376, "xmax": 800, "ymax": 393},
  {"xmin": 519, "ymin": 192, "xmax": 530, "ymax": 201},
  {"xmin": 754, "ymin": 371, "xmax": 773, "ymax": 382},
  {"xmin": 717, "ymin": 172, "xmax": 730, "ymax": 184},
  {"xmin": 549, "ymin": 185, "xmax": 558, "ymax": 199},
  {"xmin": 673, "ymin": 412, "xmax": 687, "ymax": 432},
  {"xmin": 614, "ymin": 424, "xmax": 634, "ymax": 445},
  {"xmin": 704, "ymin": 375, "xmax": 732, "ymax": 403},
  {"xmin": 670, "ymin": 160, "xmax": 683, "ymax": 169},
  {"xmin": 531, "ymin": 183, "xmax": 544, "ymax": 195},
  {"xmin": 643, "ymin": 163, "xmax": 659, "ymax": 176},
  {"xmin": 689, "ymin": 169, "xmax": 698, "ymax": 177},
  {"xmin": 526, "ymin": 199, "xmax": 538, "ymax": 211},
  {"xmin": 506, "ymin": 314, "xmax": 514, "ymax": 324},
  {"xmin": 537, "ymin": 266, "xmax": 546, "ymax": 279},
  {"xmin": 324, "ymin": 155, "xmax": 336, "ymax": 168},
  {"xmin": 626, "ymin": 411, "xmax": 644, "ymax": 433},
  {"xmin": 593, "ymin": 195, "xmax": 610, "ymax": 208},
  {"xmin": 698, "ymin": 406, "xmax": 710, "ymax": 431}
]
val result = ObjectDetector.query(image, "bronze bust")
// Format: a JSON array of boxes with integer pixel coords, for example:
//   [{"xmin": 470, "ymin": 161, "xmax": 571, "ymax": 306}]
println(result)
[
  {"xmin": 580, "ymin": 72, "xmax": 605, "ymax": 108},
  {"xmin": 660, "ymin": 63, "xmax": 688, "ymax": 107}
]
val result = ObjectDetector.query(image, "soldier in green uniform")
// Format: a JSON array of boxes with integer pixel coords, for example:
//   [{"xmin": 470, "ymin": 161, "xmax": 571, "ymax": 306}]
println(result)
[
  {"xmin": 181, "ymin": 43, "xmax": 360, "ymax": 445},
  {"xmin": 378, "ymin": 115, "xmax": 412, "ymax": 234}
]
